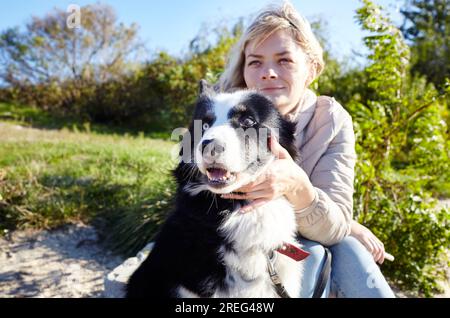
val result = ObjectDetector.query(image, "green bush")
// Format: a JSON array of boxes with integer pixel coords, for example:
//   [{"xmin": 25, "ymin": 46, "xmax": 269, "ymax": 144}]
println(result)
[
  {"xmin": 0, "ymin": 23, "xmax": 240, "ymax": 134},
  {"xmin": 351, "ymin": 0, "xmax": 449, "ymax": 296}
]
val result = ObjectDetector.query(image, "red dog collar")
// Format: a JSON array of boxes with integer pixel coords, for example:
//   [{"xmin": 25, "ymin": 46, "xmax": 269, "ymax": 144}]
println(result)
[{"xmin": 277, "ymin": 243, "xmax": 310, "ymax": 261}]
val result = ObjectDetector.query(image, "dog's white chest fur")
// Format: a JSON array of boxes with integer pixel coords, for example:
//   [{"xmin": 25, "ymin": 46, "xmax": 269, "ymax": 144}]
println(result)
[{"xmin": 178, "ymin": 197, "xmax": 303, "ymax": 298}]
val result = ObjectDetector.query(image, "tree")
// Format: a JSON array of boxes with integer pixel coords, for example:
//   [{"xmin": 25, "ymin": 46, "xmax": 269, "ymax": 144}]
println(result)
[
  {"xmin": 0, "ymin": 4, "xmax": 142, "ymax": 109},
  {"xmin": 400, "ymin": 0, "xmax": 450, "ymax": 89}
]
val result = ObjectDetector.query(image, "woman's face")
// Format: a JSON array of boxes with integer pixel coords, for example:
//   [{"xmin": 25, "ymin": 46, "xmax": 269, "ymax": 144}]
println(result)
[{"xmin": 243, "ymin": 29, "xmax": 312, "ymax": 116}]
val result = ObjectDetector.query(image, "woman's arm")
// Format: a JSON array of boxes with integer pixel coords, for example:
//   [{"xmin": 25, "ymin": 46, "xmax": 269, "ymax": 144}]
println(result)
[{"xmin": 294, "ymin": 108, "xmax": 356, "ymax": 246}]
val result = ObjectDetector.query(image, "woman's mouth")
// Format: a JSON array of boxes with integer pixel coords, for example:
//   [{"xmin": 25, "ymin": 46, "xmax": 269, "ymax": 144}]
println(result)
[{"xmin": 260, "ymin": 87, "xmax": 284, "ymax": 92}]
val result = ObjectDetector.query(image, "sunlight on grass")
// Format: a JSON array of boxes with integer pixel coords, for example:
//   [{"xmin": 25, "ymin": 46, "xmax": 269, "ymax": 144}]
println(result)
[{"xmin": 0, "ymin": 122, "xmax": 177, "ymax": 255}]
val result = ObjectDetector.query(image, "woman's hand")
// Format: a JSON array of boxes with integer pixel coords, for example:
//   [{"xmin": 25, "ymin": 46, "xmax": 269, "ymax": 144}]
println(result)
[
  {"xmin": 221, "ymin": 136, "xmax": 316, "ymax": 213},
  {"xmin": 350, "ymin": 220, "xmax": 386, "ymax": 264}
]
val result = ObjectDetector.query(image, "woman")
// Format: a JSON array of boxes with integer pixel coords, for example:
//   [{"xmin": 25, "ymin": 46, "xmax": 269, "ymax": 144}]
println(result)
[{"xmin": 218, "ymin": 2, "xmax": 395, "ymax": 298}]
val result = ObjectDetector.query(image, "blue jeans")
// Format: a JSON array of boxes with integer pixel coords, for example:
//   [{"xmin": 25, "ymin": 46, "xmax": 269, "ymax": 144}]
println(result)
[{"xmin": 297, "ymin": 236, "xmax": 396, "ymax": 298}]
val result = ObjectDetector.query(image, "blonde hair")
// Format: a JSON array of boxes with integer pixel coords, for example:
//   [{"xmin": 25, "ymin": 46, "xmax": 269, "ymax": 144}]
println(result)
[{"xmin": 218, "ymin": 1, "xmax": 324, "ymax": 92}]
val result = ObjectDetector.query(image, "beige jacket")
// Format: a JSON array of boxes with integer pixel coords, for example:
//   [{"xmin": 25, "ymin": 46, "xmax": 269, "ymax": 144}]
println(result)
[{"xmin": 285, "ymin": 89, "xmax": 357, "ymax": 246}]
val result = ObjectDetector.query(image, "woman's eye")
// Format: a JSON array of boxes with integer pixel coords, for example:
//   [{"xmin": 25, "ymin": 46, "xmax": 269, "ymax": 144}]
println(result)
[
  {"xmin": 248, "ymin": 60, "xmax": 261, "ymax": 67},
  {"xmin": 241, "ymin": 117, "xmax": 256, "ymax": 127},
  {"xmin": 279, "ymin": 58, "xmax": 291, "ymax": 64}
]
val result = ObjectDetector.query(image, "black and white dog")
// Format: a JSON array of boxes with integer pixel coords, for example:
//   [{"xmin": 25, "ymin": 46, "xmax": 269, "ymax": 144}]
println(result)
[{"xmin": 126, "ymin": 81, "xmax": 309, "ymax": 298}]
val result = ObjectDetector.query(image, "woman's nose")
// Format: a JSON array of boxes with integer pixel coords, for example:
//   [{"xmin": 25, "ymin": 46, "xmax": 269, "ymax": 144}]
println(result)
[{"xmin": 261, "ymin": 67, "xmax": 278, "ymax": 80}]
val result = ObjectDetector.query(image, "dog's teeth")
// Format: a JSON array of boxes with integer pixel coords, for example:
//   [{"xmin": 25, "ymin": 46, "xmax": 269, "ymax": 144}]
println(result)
[{"xmin": 206, "ymin": 169, "xmax": 236, "ymax": 184}]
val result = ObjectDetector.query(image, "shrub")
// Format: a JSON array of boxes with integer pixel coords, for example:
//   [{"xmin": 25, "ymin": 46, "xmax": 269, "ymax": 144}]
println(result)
[{"xmin": 352, "ymin": 0, "xmax": 449, "ymax": 296}]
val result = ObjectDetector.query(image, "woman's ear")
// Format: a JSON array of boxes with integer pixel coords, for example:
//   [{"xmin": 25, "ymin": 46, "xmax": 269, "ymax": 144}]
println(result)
[{"xmin": 306, "ymin": 64, "xmax": 317, "ymax": 87}]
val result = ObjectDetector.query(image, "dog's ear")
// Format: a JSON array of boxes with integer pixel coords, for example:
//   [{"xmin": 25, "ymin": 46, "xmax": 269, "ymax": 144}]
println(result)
[{"xmin": 199, "ymin": 79, "xmax": 215, "ymax": 96}]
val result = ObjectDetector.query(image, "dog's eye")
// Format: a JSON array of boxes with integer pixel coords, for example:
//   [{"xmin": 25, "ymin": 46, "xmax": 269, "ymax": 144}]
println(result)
[{"xmin": 241, "ymin": 117, "xmax": 256, "ymax": 128}]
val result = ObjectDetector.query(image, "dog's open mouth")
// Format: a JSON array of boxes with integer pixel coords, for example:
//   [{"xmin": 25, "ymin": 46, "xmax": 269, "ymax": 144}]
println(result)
[{"xmin": 206, "ymin": 167, "xmax": 237, "ymax": 186}]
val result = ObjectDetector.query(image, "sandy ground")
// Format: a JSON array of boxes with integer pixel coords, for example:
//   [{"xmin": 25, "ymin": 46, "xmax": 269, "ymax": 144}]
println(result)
[
  {"xmin": 1, "ymin": 201, "xmax": 449, "ymax": 298},
  {"xmin": 0, "ymin": 223, "xmax": 124, "ymax": 298}
]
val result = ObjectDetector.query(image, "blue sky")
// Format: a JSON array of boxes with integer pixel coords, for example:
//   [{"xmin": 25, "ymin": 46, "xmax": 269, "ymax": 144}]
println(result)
[{"xmin": 0, "ymin": 0, "xmax": 403, "ymax": 63}]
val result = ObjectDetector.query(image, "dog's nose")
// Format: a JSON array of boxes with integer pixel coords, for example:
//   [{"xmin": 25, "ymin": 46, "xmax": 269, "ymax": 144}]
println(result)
[
  {"xmin": 201, "ymin": 139, "xmax": 225, "ymax": 157},
  {"xmin": 214, "ymin": 142, "xmax": 225, "ymax": 155}
]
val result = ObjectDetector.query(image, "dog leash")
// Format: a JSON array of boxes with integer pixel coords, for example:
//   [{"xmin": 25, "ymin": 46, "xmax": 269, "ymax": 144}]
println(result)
[
  {"xmin": 266, "ymin": 251, "xmax": 291, "ymax": 298},
  {"xmin": 266, "ymin": 245, "xmax": 332, "ymax": 298},
  {"xmin": 266, "ymin": 242, "xmax": 310, "ymax": 298},
  {"xmin": 312, "ymin": 247, "xmax": 332, "ymax": 298}
]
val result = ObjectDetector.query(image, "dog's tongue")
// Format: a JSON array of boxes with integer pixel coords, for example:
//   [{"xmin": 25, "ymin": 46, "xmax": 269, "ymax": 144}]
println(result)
[{"xmin": 207, "ymin": 168, "xmax": 229, "ymax": 180}]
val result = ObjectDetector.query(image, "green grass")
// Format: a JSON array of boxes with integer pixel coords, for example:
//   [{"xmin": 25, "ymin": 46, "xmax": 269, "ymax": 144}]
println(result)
[
  {"xmin": 0, "ymin": 102, "xmax": 172, "ymax": 139},
  {"xmin": 0, "ymin": 121, "xmax": 177, "ymax": 256}
]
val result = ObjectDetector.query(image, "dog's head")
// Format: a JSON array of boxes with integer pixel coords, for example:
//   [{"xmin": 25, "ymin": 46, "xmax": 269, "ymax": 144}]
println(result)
[{"xmin": 177, "ymin": 80, "xmax": 298, "ymax": 195}]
